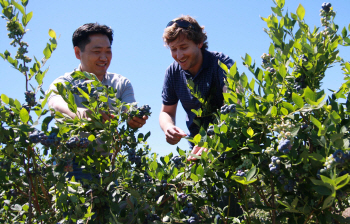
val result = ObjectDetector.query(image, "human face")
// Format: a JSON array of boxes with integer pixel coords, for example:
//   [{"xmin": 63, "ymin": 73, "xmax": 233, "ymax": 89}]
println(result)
[
  {"xmin": 169, "ymin": 34, "xmax": 203, "ymax": 76},
  {"xmin": 74, "ymin": 34, "xmax": 112, "ymax": 81}
]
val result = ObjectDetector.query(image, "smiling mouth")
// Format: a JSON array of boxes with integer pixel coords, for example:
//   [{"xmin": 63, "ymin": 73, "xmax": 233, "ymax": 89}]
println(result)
[
  {"xmin": 97, "ymin": 63, "xmax": 107, "ymax": 67},
  {"xmin": 179, "ymin": 59, "xmax": 187, "ymax": 63}
]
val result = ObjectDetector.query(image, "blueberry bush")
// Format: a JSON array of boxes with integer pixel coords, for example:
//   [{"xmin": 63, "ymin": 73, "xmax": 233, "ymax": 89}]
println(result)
[
  {"xmin": 185, "ymin": 0, "xmax": 350, "ymax": 223},
  {"xmin": 2, "ymin": 0, "xmax": 350, "ymax": 223}
]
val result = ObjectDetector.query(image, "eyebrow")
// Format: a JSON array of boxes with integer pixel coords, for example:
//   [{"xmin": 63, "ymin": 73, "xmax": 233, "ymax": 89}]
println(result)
[{"xmin": 92, "ymin": 46, "xmax": 112, "ymax": 49}]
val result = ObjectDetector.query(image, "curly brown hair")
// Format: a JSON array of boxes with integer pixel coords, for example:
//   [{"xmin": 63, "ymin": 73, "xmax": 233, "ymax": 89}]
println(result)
[{"xmin": 163, "ymin": 15, "xmax": 208, "ymax": 50}]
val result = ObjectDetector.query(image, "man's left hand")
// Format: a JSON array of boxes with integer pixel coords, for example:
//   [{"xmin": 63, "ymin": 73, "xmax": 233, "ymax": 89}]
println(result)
[
  {"xmin": 187, "ymin": 145, "xmax": 208, "ymax": 161},
  {"xmin": 128, "ymin": 115, "xmax": 148, "ymax": 129}
]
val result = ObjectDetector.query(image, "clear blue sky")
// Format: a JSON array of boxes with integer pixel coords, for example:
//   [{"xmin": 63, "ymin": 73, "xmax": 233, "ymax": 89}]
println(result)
[{"xmin": 0, "ymin": 0, "xmax": 349, "ymax": 157}]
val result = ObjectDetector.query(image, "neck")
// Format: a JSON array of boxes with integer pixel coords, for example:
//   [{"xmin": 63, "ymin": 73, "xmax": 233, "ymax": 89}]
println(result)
[{"xmin": 189, "ymin": 51, "xmax": 203, "ymax": 77}]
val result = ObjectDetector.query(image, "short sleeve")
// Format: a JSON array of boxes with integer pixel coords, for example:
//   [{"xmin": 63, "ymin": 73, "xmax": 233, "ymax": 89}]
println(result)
[{"xmin": 161, "ymin": 66, "xmax": 178, "ymax": 105}]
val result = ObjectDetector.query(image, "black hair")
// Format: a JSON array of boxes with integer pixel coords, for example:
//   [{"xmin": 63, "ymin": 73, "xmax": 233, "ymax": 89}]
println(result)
[{"xmin": 72, "ymin": 23, "xmax": 113, "ymax": 51}]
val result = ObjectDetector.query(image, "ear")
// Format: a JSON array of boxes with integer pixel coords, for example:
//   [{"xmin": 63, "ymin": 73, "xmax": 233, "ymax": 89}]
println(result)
[
  {"xmin": 74, "ymin": 46, "xmax": 81, "ymax": 60},
  {"xmin": 198, "ymin": 42, "xmax": 203, "ymax": 49}
]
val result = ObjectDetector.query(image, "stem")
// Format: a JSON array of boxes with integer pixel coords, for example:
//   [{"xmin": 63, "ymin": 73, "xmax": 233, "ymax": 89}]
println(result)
[{"xmin": 270, "ymin": 176, "xmax": 276, "ymax": 224}]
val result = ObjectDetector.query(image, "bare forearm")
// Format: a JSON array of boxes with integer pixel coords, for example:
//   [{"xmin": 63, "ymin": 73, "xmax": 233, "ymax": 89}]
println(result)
[
  {"xmin": 48, "ymin": 96, "xmax": 84, "ymax": 119},
  {"xmin": 159, "ymin": 111, "xmax": 175, "ymax": 133}
]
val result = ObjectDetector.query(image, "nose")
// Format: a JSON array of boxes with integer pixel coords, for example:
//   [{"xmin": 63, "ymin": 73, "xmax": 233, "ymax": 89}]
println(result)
[
  {"xmin": 100, "ymin": 53, "xmax": 107, "ymax": 61},
  {"xmin": 177, "ymin": 50, "xmax": 183, "ymax": 60}
]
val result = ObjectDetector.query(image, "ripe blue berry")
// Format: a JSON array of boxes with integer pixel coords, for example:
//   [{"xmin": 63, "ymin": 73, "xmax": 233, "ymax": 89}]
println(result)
[{"xmin": 278, "ymin": 139, "xmax": 292, "ymax": 154}]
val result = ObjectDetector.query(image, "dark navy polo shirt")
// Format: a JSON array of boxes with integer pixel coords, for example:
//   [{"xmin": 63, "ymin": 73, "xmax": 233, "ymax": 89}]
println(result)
[{"xmin": 162, "ymin": 50, "xmax": 233, "ymax": 137}]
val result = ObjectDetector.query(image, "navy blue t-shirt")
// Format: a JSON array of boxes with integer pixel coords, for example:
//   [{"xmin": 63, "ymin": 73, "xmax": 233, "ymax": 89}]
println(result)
[{"xmin": 162, "ymin": 50, "xmax": 233, "ymax": 137}]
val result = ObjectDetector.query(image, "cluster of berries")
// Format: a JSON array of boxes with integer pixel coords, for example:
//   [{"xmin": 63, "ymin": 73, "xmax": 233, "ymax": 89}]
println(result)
[
  {"xmin": 271, "ymin": 120, "xmax": 295, "ymax": 140},
  {"xmin": 144, "ymin": 172, "xmax": 152, "ymax": 183},
  {"xmin": 24, "ymin": 91, "xmax": 36, "ymax": 107},
  {"xmin": 266, "ymin": 67, "xmax": 276, "ymax": 74},
  {"xmin": 262, "ymin": 147, "xmax": 275, "ymax": 155},
  {"xmin": 321, "ymin": 2, "xmax": 332, "ymax": 13},
  {"xmin": 29, "ymin": 130, "xmax": 61, "ymax": 147},
  {"xmin": 318, "ymin": 149, "xmax": 350, "ymax": 178},
  {"xmin": 299, "ymin": 54, "xmax": 308, "ymax": 64},
  {"xmin": 261, "ymin": 53, "xmax": 274, "ymax": 69},
  {"xmin": 180, "ymin": 203, "xmax": 198, "ymax": 224},
  {"xmin": 137, "ymin": 105, "xmax": 151, "ymax": 118},
  {"xmin": 161, "ymin": 179, "xmax": 167, "ymax": 188},
  {"xmin": 220, "ymin": 104, "xmax": 236, "ymax": 115},
  {"xmin": 269, "ymin": 156, "xmax": 281, "ymax": 174},
  {"xmin": 294, "ymin": 75, "xmax": 307, "ymax": 92},
  {"xmin": 66, "ymin": 136, "xmax": 90, "ymax": 150},
  {"xmin": 127, "ymin": 148, "xmax": 141, "ymax": 165},
  {"xmin": 300, "ymin": 122, "xmax": 308, "ymax": 129},
  {"xmin": 128, "ymin": 104, "xmax": 152, "ymax": 118},
  {"xmin": 320, "ymin": 3, "xmax": 334, "ymax": 27},
  {"xmin": 41, "ymin": 132, "xmax": 61, "ymax": 147},
  {"xmin": 236, "ymin": 170, "xmax": 246, "ymax": 177},
  {"xmin": 177, "ymin": 192, "xmax": 188, "ymax": 203},
  {"xmin": 218, "ymin": 152, "xmax": 227, "ymax": 163},
  {"xmin": 71, "ymin": 82, "xmax": 99, "ymax": 99},
  {"xmin": 278, "ymin": 139, "xmax": 292, "ymax": 154},
  {"xmin": 144, "ymin": 214, "xmax": 160, "ymax": 223},
  {"xmin": 278, "ymin": 175, "xmax": 295, "ymax": 192},
  {"xmin": 207, "ymin": 121, "xmax": 226, "ymax": 136},
  {"xmin": 171, "ymin": 155, "xmax": 184, "ymax": 168},
  {"xmin": 321, "ymin": 27, "xmax": 335, "ymax": 36}
]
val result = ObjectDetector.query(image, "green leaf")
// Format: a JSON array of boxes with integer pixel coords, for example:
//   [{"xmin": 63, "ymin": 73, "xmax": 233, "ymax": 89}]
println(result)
[
  {"xmin": 303, "ymin": 87, "xmax": 316, "ymax": 102},
  {"xmin": 219, "ymin": 60, "xmax": 228, "ymax": 74},
  {"xmin": 249, "ymin": 78, "xmax": 255, "ymax": 91},
  {"xmin": 282, "ymin": 102, "xmax": 294, "ymax": 113},
  {"xmin": 150, "ymin": 161, "xmax": 158, "ymax": 171},
  {"xmin": 244, "ymin": 53, "xmax": 252, "ymax": 66},
  {"xmin": 20, "ymin": 108, "xmax": 29, "ymax": 123},
  {"xmin": 49, "ymin": 29, "xmax": 56, "ymax": 39},
  {"xmin": 247, "ymin": 127, "xmax": 254, "ymax": 138},
  {"xmin": 240, "ymin": 73, "xmax": 248, "ymax": 88},
  {"xmin": 276, "ymin": 0, "xmax": 285, "ymax": 8},
  {"xmin": 22, "ymin": 204, "xmax": 29, "ymax": 212},
  {"xmin": 11, "ymin": 0, "xmax": 25, "ymax": 15},
  {"xmin": 330, "ymin": 111, "xmax": 341, "ymax": 124},
  {"xmin": 229, "ymin": 62, "xmax": 237, "ymax": 77},
  {"xmin": 22, "ymin": 11, "xmax": 33, "ymax": 26},
  {"xmin": 246, "ymin": 166, "xmax": 257, "ymax": 181},
  {"xmin": 43, "ymin": 43, "xmax": 52, "ymax": 59},
  {"xmin": 190, "ymin": 173, "xmax": 199, "ymax": 182},
  {"xmin": 308, "ymin": 153, "xmax": 324, "ymax": 162},
  {"xmin": 313, "ymin": 186, "xmax": 332, "ymax": 196},
  {"xmin": 248, "ymin": 95, "xmax": 256, "ymax": 112},
  {"xmin": 1, "ymin": 94, "xmax": 9, "ymax": 104},
  {"xmin": 292, "ymin": 93, "xmax": 304, "ymax": 108},
  {"xmin": 21, "ymin": 0, "xmax": 28, "ymax": 6},
  {"xmin": 296, "ymin": 4, "xmax": 305, "ymax": 21},
  {"xmin": 196, "ymin": 165, "xmax": 204, "ymax": 179},
  {"xmin": 342, "ymin": 27, "xmax": 348, "ymax": 38},
  {"xmin": 280, "ymin": 108, "xmax": 288, "ymax": 115},
  {"xmin": 322, "ymin": 195, "xmax": 334, "ymax": 210},
  {"xmin": 271, "ymin": 106, "xmax": 277, "ymax": 117},
  {"xmin": 310, "ymin": 115, "xmax": 322, "ymax": 129},
  {"xmin": 88, "ymin": 135, "xmax": 95, "ymax": 141},
  {"xmin": 279, "ymin": 64, "xmax": 286, "ymax": 78}
]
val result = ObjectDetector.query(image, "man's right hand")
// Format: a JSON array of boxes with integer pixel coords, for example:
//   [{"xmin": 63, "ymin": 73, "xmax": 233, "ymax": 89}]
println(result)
[{"xmin": 165, "ymin": 126, "xmax": 187, "ymax": 145}]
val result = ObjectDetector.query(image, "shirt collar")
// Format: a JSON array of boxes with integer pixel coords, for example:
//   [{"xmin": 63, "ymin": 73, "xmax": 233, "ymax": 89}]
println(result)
[{"xmin": 75, "ymin": 64, "xmax": 107, "ymax": 82}]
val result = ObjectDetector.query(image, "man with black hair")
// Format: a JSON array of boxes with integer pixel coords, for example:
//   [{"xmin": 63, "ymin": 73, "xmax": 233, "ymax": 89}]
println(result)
[
  {"xmin": 48, "ymin": 23, "xmax": 147, "ymax": 128},
  {"xmin": 47, "ymin": 23, "xmax": 148, "ymax": 182}
]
